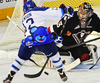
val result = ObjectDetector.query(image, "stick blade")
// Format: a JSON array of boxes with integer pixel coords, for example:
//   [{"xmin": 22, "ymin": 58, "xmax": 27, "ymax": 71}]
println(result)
[
  {"xmin": 24, "ymin": 72, "xmax": 41, "ymax": 78},
  {"xmin": 24, "ymin": 59, "xmax": 49, "ymax": 78},
  {"xmin": 64, "ymin": 58, "xmax": 81, "ymax": 72},
  {"xmin": 89, "ymin": 66, "xmax": 94, "ymax": 70}
]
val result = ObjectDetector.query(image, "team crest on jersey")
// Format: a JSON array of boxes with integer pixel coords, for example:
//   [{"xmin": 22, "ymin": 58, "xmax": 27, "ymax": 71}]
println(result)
[
  {"xmin": 72, "ymin": 30, "xmax": 90, "ymax": 43},
  {"xmin": 30, "ymin": 27, "xmax": 53, "ymax": 44}
]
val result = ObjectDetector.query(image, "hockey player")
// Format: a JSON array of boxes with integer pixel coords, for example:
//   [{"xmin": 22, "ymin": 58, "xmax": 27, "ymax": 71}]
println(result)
[
  {"xmin": 3, "ymin": 0, "xmax": 74, "ymax": 83},
  {"xmin": 48, "ymin": 2, "xmax": 100, "ymax": 64}
]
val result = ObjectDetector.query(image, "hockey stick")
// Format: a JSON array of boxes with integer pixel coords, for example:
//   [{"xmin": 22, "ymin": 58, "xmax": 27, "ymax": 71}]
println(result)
[
  {"xmin": 59, "ymin": 16, "xmax": 68, "ymax": 36},
  {"xmin": 6, "ymin": 16, "xmax": 25, "ymax": 33},
  {"xmin": 61, "ymin": 37, "xmax": 100, "ymax": 71},
  {"xmin": 64, "ymin": 58, "xmax": 81, "ymax": 71},
  {"xmin": 29, "ymin": 58, "xmax": 41, "ymax": 67},
  {"xmin": 61, "ymin": 37, "xmax": 100, "ymax": 50},
  {"xmin": 89, "ymin": 57, "xmax": 100, "ymax": 69},
  {"xmin": 24, "ymin": 58, "xmax": 49, "ymax": 78},
  {"xmin": 57, "ymin": 37, "xmax": 100, "ymax": 71},
  {"xmin": 25, "ymin": 58, "xmax": 80, "ymax": 78}
]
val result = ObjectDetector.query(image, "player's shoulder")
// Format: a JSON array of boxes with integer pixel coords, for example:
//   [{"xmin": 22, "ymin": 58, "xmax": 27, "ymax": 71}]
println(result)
[
  {"xmin": 28, "ymin": 7, "xmax": 50, "ymax": 12},
  {"xmin": 92, "ymin": 13, "xmax": 99, "ymax": 18},
  {"xmin": 91, "ymin": 13, "xmax": 100, "ymax": 21}
]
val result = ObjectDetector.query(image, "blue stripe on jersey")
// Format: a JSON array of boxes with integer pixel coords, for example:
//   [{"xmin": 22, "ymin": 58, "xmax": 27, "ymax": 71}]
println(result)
[
  {"xmin": 52, "ymin": 57, "xmax": 61, "ymax": 63},
  {"xmin": 60, "ymin": 8, "xmax": 64, "ymax": 18},
  {"xmin": 12, "ymin": 64, "xmax": 19, "ymax": 71},
  {"xmin": 55, "ymin": 64, "xmax": 63, "ymax": 69},
  {"xmin": 15, "ymin": 59, "xmax": 22, "ymax": 66},
  {"xmin": 27, "ymin": 7, "xmax": 49, "ymax": 13}
]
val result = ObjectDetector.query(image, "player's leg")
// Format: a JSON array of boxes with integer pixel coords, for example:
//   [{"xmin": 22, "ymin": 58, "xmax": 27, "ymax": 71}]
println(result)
[
  {"xmin": 41, "ymin": 42, "xmax": 67, "ymax": 82},
  {"xmin": 69, "ymin": 44, "xmax": 98, "ymax": 64},
  {"xmin": 57, "ymin": 47, "xmax": 72, "ymax": 65},
  {"xmin": 82, "ymin": 44, "xmax": 98, "ymax": 64},
  {"xmin": 3, "ymin": 56, "xmax": 26, "ymax": 83},
  {"xmin": 50, "ymin": 52, "xmax": 67, "ymax": 82},
  {"xmin": 54, "ymin": 35, "xmax": 72, "ymax": 65},
  {"xmin": 3, "ymin": 45, "xmax": 35, "ymax": 83},
  {"xmin": 69, "ymin": 44, "xmax": 90, "ymax": 61}
]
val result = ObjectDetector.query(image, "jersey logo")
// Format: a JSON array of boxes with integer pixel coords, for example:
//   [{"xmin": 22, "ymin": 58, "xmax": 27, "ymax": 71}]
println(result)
[
  {"xmin": 30, "ymin": 27, "xmax": 53, "ymax": 44},
  {"xmin": 72, "ymin": 30, "xmax": 90, "ymax": 43}
]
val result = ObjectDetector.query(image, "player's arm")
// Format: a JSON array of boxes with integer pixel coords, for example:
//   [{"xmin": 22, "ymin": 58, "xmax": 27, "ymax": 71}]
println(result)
[
  {"xmin": 38, "ymin": 4, "xmax": 74, "ymax": 21},
  {"xmin": 47, "ymin": 4, "xmax": 74, "ymax": 35},
  {"xmin": 47, "ymin": 15, "xmax": 67, "ymax": 35}
]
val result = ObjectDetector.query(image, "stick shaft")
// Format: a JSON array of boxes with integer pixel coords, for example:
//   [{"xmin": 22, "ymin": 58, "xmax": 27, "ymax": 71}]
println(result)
[
  {"xmin": 29, "ymin": 59, "xmax": 41, "ymax": 67},
  {"xmin": 60, "ymin": 16, "xmax": 68, "ymax": 36},
  {"xmin": 6, "ymin": 16, "xmax": 25, "ymax": 33},
  {"xmin": 89, "ymin": 57, "xmax": 100, "ymax": 69},
  {"xmin": 24, "ymin": 58, "xmax": 49, "ymax": 78},
  {"xmin": 61, "ymin": 37, "xmax": 100, "ymax": 50}
]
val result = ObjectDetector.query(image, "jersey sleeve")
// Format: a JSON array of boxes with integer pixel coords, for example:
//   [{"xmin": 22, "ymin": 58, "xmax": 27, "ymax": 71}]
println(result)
[
  {"xmin": 33, "ymin": 7, "xmax": 64, "ymax": 21},
  {"xmin": 44, "ymin": 8, "xmax": 64, "ymax": 20},
  {"xmin": 47, "ymin": 16, "xmax": 68, "ymax": 35}
]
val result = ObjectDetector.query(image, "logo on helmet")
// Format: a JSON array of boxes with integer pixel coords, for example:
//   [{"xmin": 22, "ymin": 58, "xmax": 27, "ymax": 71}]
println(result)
[{"xmin": 79, "ymin": 2, "xmax": 93, "ymax": 14}]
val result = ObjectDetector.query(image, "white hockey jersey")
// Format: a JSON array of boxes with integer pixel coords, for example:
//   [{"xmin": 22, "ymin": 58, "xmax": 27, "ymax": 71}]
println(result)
[{"xmin": 22, "ymin": 7, "xmax": 64, "ymax": 37}]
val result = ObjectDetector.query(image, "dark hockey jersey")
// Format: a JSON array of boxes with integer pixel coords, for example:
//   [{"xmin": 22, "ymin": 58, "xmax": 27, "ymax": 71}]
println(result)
[{"xmin": 53, "ymin": 11, "xmax": 100, "ymax": 46}]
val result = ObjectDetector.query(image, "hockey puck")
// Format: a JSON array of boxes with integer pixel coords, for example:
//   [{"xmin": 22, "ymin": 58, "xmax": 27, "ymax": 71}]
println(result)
[{"xmin": 44, "ymin": 71, "xmax": 49, "ymax": 75}]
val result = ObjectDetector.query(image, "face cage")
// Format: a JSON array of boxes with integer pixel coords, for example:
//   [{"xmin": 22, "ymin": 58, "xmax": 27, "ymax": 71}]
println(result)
[{"xmin": 78, "ymin": 10, "xmax": 92, "ymax": 21}]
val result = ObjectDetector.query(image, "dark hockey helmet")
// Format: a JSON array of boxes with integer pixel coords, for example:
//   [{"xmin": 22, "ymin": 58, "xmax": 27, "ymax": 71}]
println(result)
[
  {"xmin": 23, "ymin": 0, "xmax": 37, "ymax": 13},
  {"xmin": 78, "ymin": 2, "xmax": 93, "ymax": 20}
]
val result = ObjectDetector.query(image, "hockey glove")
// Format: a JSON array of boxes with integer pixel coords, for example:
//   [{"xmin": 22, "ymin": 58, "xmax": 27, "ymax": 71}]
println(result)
[
  {"xmin": 54, "ymin": 34, "xmax": 63, "ymax": 45},
  {"xmin": 59, "ymin": 4, "xmax": 74, "ymax": 17},
  {"xmin": 21, "ymin": 36, "xmax": 37, "ymax": 48}
]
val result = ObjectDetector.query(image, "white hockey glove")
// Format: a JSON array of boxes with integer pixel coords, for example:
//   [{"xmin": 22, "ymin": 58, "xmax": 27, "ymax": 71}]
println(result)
[
  {"xmin": 54, "ymin": 34, "xmax": 63, "ymax": 47},
  {"xmin": 59, "ymin": 4, "xmax": 74, "ymax": 17},
  {"xmin": 54, "ymin": 35, "xmax": 63, "ymax": 44}
]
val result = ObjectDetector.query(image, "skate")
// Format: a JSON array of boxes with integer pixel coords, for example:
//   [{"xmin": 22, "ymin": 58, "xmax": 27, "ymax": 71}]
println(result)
[
  {"xmin": 58, "ymin": 68, "xmax": 68, "ymax": 82},
  {"xmin": 3, "ymin": 74, "xmax": 13, "ymax": 83},
  {"xmin": 3, "ymin": 71, "xmax": 16, "ymax": 83}
]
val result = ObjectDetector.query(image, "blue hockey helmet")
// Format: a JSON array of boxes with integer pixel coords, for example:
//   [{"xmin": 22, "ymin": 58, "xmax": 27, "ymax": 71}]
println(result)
[{"xmin": 23, "ymin": 0, "xmax": 37, "ymax": 13}]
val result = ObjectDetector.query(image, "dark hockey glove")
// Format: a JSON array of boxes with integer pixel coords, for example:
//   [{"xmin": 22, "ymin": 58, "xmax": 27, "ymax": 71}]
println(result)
[{"xmin": 67, "ymin": 6, "xmax": 74, "ymax": 17}]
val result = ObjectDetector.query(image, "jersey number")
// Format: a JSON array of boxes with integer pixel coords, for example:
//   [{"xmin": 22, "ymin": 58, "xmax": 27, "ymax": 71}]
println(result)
[{"xmin": 23, "ymin": 18, "xmax": 34, "ymax": 32}]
